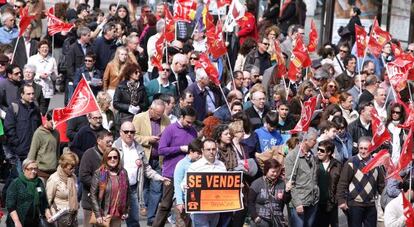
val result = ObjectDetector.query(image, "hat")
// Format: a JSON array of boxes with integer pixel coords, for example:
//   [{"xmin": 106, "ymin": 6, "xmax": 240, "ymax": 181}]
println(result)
[{"xmin": 0, "ymin": 54, "xmax": 9, "ymax": 63}]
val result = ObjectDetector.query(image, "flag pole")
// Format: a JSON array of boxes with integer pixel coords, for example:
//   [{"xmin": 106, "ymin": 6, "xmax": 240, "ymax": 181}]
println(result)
[
  {"xmin": 289, "ymin": 138, "xmax": 304, "ymax": 182},
  {"xmin": 11, "ymin": 36, "xmax": 20, "ymax": 63},
  {"xmin": 52, "ymin": 35, "xmax": 55, "ymax": 58},
  {"xmin": 219, "ymin": 85, "xmax": 231, "ymax": 113}
]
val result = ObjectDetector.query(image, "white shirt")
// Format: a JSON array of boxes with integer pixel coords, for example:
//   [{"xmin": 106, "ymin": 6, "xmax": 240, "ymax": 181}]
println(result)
[
  {"xmin": 384, "ymin": 193, "xmax": 406, "ymax": 227},
  {"xmin": 374, "ymin": 101, "xmax": 387, "ymax": 121},
  {"xmin": 122, "ymin": 141, "xmax": 140, "ymax": 185},
  {"xmin": 24, "ymin": 39, "xmax": 31, "ymax": 59},
  {"xmin": 147, "ymin": 33, "xmax": 161, "ymax": 72},
  {"xmin": 27, "ymin": 54, "xmax": 58, "ymax": 98},
  {"xmin": 188, "ymin": 157, "xmax": 227, "ymax": 172}
]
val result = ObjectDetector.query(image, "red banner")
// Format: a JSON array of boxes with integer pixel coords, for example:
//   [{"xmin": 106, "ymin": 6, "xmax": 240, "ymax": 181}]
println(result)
[{"xmin": 290, "ymin": 96, "xmax": 317, "ymax": 134}]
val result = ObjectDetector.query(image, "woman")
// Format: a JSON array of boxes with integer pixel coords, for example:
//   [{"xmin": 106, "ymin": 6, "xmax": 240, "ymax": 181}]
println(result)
[
  {"xmin": 386, "ymin": 102, "xmax": 407, "ymax": 164},
  {"xmin": 260, "ymin": 0, "xmax": 280, "ymax": 25},
  {"xmin": 103, "ymin": 46, "xmax": 128, "ymax": 98},
  {"xmin": 321, "ymin": 79, "xmax": 340, "ymax": 105},
  {"xmin": 213, "ymin": 125, "xmax": 241, "ymax": 171},
  {"xmin": 139, "ymin": 13, "xmax": 157, "ymax": 52},
  {"xmin": 90, "ymin": 148, "xmax": 130, "ymax": 227},
  {"xmin": 340, "ymin": 7, "xmax": 362, "ymax": 47},
  {"xmin": 26, "ymin": 0, "xmax": 46, "ymax": 39},
  {"xmin": 97, "ymin": 91, "xmax": 115, "ymax": 133},
  {"xmin": 289, "ymin": 81, "xmax": 315, "ymax": 122},
  {"xmin": 232, "ymin": 112, "xmax": 258, "ymax": 159},
  {"xmin": 114, "ymin": 21, "xmax": 127, "ymax": 46},
  {"xmin": 27, "ymin": 39, "xmax": 58, "ymax": 114},
  {"xmin": 23, "ymin": 64, "xmax": 47, "ymax": 114},
  {"xmin": 332, "ymin": 116, "xmax": 353, "ymax": 164},
  {"xmin": 113, "ymin": 5, "xmax": 132, "ymax": 30},
  {"xmin": 248, "ymin": 159, "xmax": 291, "ymax": 226},
  {"xmin": 264, "ymin": 26, "xmax": 281, "ymax": 64},
  {"xmin": 6, "ymin": 159, "xmax": 52, "ymax": 226},
  {"xmin": 113, "ymin": 63, "xmax": 148, "ymax": 128},
  {"xmin": 46, "ymin": 152, "xmax": 79, "ymax": 227},
  {"xmin": 339, "ymin": 92, "xmax": 358, "ymax": 124},
  {"xmin": 188, "ymin": 51, "xmax": 200, "ymax": 82},
  {"xmin": 234, "ymin": 37, "xmax": 257, "ymax": 71}
]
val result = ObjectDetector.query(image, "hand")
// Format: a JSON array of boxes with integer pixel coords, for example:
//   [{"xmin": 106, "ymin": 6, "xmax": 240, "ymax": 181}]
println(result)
[
  {"xmin": 137, "ymin": 45, "xmax": 144, "ymax": 54},
  {"xmin": 96, "ymin": 217, "xmax": 104, "ymax": 224},
  {"xmin": 45, "ymin": 209, "xmax": 52, "ymax": 223},
  {"xmin": 254, "ymin": 217, "xmax": 261, "ymax": 223},
  {"xmin": 339, "ymin": 203, "xmax": 348, "ymax": 210},
  {"xmin": 14, "ymin": 222, "xmax": 23, "ymax": 227},
  {"xmin": 176, "ymin": 204, "xmax": 185, "ymax": 213},
  {"xmin": 121, "ymin": 214, "xmax": 128, "ymax": 220},
  {"xmin": 286, "ymin": 180, "xmax": 293, "ymax": 192},
  {"xmin": 148, "ymin": 136, "xmax": 160, "ymax": 144},
  {"xmin": 40, "ymin": 72, "xmax": 49, "ymax": 79},
  {"xmin": 296, "ymin": 205, "xmax": 304, "ymax": 214},
  {"xmin": 135, "ymin": 159, "xmax": 143, "ymax": 167},
  {"xmin": 180, "ymin": 145, "xmax": 188, "ymax": 152},
  {"xmin": 163, "ymin": 177, "xmax": 171, "ymax": 186}
]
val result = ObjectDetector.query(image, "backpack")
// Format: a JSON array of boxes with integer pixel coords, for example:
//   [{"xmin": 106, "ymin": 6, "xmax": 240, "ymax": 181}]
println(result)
[{"xmin": 58, "ymin": 36, "xmax": 77, "ymax": 74}]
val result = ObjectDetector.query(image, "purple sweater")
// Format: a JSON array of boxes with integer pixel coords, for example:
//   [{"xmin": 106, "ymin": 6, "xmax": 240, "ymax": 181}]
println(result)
[{"xmin": 158, "ymin": 122, "xmax": 197, "ymax": 178}]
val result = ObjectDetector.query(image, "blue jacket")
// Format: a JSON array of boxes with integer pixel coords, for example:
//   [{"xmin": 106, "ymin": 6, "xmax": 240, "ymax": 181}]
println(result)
[
  {"xmin": 255, "ymin": 126, "xmax": 283, "ymax": 153},
  {"xmin": 93, "ymin": 37, "xmax": 117, "ymax": 71},
  {"xmin": 73, "ymin": 65, "xmax": 103, "ymax": 96}
]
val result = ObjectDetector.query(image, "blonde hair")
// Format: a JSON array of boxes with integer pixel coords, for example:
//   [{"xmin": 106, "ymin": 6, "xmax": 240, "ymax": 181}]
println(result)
[
  {"xmin": 96, "ymin": 91, "xmax": 112, "ymax": 108},
  {"xmin": 59, "ymin": 152, "xmax": 79, "ymax": 168},
  {"xmin": 229, "ymin": 120, "xmax": 244, "ymax": 137}
]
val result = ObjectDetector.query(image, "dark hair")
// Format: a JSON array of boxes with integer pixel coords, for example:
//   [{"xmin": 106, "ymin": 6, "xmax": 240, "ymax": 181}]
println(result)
[
  {"xmin": 331, "ymin": 116, "xmax": 348, "ymax": 129},
  {"xmin": 386, "ymin": 102, "xmax": 406, "ymax": 126},
  {"xmin": 159, "ymin": 94, "xmax": 174, "ymax": 104},
  {"xmin": 245, "ymin": 0, "xmax": 256, "ymax": 13},
  {"xmin": 202, "ymin": 138, "xmax": 216, "ymax": 149},
  {"xmin": 339, "ymin": 92, "xmax": 352, "ymax": 103},
  {"xmin": 6, "ymin": 64, "xmax": 19, "ymax": 75},
  {"xmin": 76, "ymin": 3, "xmax": 89, "ymax": 15},
  {"xmin": 320, "ymin": 104, "xmax": 342, "ymax": 122},
  {"xmin": 343, "ymin": 54, "xmax": 356, "ymax": 67},
  {"xmin": 19, "ymin": 84, "xmax": 33, "ymax": 96},
  {"xmin": 120, "ymin": 63, "xmax": 141, "ymax": 81},
  {"xmin": 85, "ymin": 51, "xmax": 96, "ymax": 60},
  {"xmin": 109, "ymin": 3, "xmax": 117, "ymax": 10},
  {"xmin": 239, "ymin": 37, "xmax": 257, "ymax": 56},
  {"xmin": 231, "ymin": 112, "xmax": 252, "ymax": 134},
  {"xmin": 180, "ymin": 106, "xmax": 197, "ymax": 118},
  {"xmin": 180, "ymin": 90, "xmax": 193, "ymax": 100},
  {"xmin": 264, "ymin": 111, "xmax": 278, "ymax": 127},
  {"xmin": 358, "ymin": 101, "xmax": 373, "ymax": 114},
  {"xmin": 319, "ymin": 120, "xmax": 337, "ymax": 133},
  {"xmin": 147, "ymin": 13, "xmax": 157, "ymax": 26},
  {"xmin": 277, "ymin": 100, "xmax": 289, "ymax": 109},
  {"xmin": 45, "ymin": 109, "xmax": 53, "ymax": 121},
  {"xmin": 362, "ymin": 60, "xmax": 374, "ymax": 69},
  {"xmin": 317, "ymin": 46, "xmax": 335, "ymax": 59},
  {"xmin": 230, "ymin": 101, "xmax": 243, "ymax": 110},
  {"xmin": 188, "ymin": 138, "xmax": 203, "ymax": 154},
  {"xmin": 212, "ymin": 124, "xmax": 230, "ymax": 143},
  {"xmin": 398, "ymin": 175, "xmax": 414, "ymax": 192},
  {"xmin": 96, "ymin": 130, "xmax": 113, "ymax": 140},
  {"xmin": 263, "ymin": 159, "xmax": 282, "ymax": 175},
  {"xmin": 115, "ymin": 5, "xmax": 131, "ymax": 26},
  {"xmin": 318, "ymin": 140, "xmax": 335, "ymax": 155},
  {"xmin": 352, "ymin": 7, "xmax": 361, "ymax": 16},
  {"xmin": 101, "ymin": 147, "xmax": 121, "ymax": 170},
  {"xmin": 37, "ymin": 39, "xmax": 50, "ymax": 49}
]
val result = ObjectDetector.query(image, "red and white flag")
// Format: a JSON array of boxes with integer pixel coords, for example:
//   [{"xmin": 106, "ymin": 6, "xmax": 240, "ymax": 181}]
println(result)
[
  {"xmin": 368, "ymin": 19, "xmax": 392, "ymax": 57},
  {"xmin": 206, "ymin": 18, "xmax": 227, "ymax": 59},
  {"xmin": 355, "ymin": 24, "xmax": 367, "ymax": 58},
  {"xmin": 362, "ymin": 149, "xmax": 390, "ymax": 174},
  {"xmin": 46, "ymin": 7, "xmax": 74, "ymax": 36},
  {"xmin": 307, "ymin": 20, "xmax": 318, "ymax": 53},
  {"xmin": 150, "ymin": 34, "xmax": 165, "ymax": 70},
  {"xmin": 388, "ymin": 126, "xmax": 414, "ymax": 179},
  {"xmin": 274, "ymin": 39, "xmax": 287, "ymax": 78},
  {"xmin": 290, "ymin": 96, "xmax": 317, "ymax": 134},
  {"xmin": 287, "ymin": 36, "xmax": 311, "ymax": 81},
  {"xmin": 368, "ymin": 108, "xmax": 391, "ymax": 153},
  {"xmin": 18, "ymin": 7, "xmax": 36, "ymax": 37},
  {"xmin": 53, "ymin": 77, "xmax": 100, "ymax": 127},
  {"xmin": 164, "ymin": 5, "xmax": 175, "ymax": 42},
  {"xmin": 173, "ymin": 0, "xmax": 196, "ymax": 22},
  {"xmin": 195, "ymin": 53, "xmax": 220, "ymax": 86},
  {"xmin": 403, "ymin": 190, "xmax": 414, "ymax": 227}
]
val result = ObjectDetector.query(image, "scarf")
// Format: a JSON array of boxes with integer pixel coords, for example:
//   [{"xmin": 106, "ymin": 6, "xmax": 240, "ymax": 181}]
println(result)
[
  {"xmin": 97, "ymin": 167, "xmax": 129, "ymax": 214},
  {"xmin": 18, "ymin": 174, "xmax": 41, "ymax": 217},
  {"xmin": 264, "ymin": 176, "xmax": 277, "ymax": 197},
  {"xmin": 218, "ymin": 144, "xmax": 238, "ymax": 170},
  {"xmin": 127, "ymin": 80, "xmax": 140, "ymax": 106},
  {"xmin": 139, "ymin": 25, "xmax": 149, "ymax": 43},
  {"xmin": 56, "ymin": 166, "xmax": 78, "ymax": 211}
]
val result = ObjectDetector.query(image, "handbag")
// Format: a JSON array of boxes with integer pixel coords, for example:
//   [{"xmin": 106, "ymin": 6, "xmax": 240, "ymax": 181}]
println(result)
[{"xmin": 89, "ymin": 188, "xmax": 120, "ymax": 227}]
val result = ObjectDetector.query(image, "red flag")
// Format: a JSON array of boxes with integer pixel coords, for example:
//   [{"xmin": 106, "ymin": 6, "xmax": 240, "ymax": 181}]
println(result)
[
  {"xmin": 391, "ymin": 42, "xmax": 403, "ymax": 57},
  {"xmin": 290, "ymin": 96, "xmax": 317, "ymax": 134},
  {"xmin": 388, "ymin": 126, "xmax": 414, "ymax": 179},
  {"xmin": 399, "ymin": 103, "xmax": 414, "ymax": 129},
  {"xmin": 164, "ymin": 5, "xmax": 175, "ymax": 42},
  {"xmin": 52, "ymin": 77, "xmax": 100, "ymax": 127},
  {"xmin": 362, "ymin": 149, "xmax": 390, "ymax": 174},
  {"xmin": 206, "ymin": 20, "xmax": 227, "ymax": 59},
  {"xmin": 368, "ymin": 108, "xmax": 391, "ymax": 153},
  {"xmin": 388, "ymin": 59, "xmax": 411, "ymax": 93},
  {"xmin": 307, "ymin": 20, "xmax": 318, "ymax": 53},
  {"xmin": 287, "ymin": 36, "xmax": 311, "ymax": 81},
  {"xmin": 196, "ymin": 53, "xmax": 220, "ymax": 86},
  {"xmin": 402, "ymin": 190, "xmax": 414, "ymax": 227},
  {"xmin": 150, "ymin": 34, "xmax": 165, "ymax": 70},
  {"xmin": 216, "ymin": 0, "xmax": 231, "ymax": 8},
  {"xmin": 18, "ymin": 7, "xmax": 36, "ymax": 37},
  {"xmin": 355, "ymin": 24, "xmax": 367, "ymax": 58},
  {"xmin": 368, "ymin": 19, "xmax": 392, "ymax": 57},
  {"xmin": 274, "ymin": 39, "xmax": 287, "ymax": 78},
  {"xmin": 173, "ymin": 0, "xmax": 196, "ymax": 22},
  {"xmin": 46, "ymin": 8, "xmax": 75, "ymax": 36}
]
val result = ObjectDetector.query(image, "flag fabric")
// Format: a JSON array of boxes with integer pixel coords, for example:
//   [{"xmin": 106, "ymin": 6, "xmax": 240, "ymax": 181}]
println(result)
[
  {"xmin": 368, "ymin": 108, "xmax": 391, "ymax": 153},
  {"xmin": 45, "ymin": 8, "xmax": 75, "ymax": 36},
  {"xmin": 205, "ymin": 18, "xmax": 227, "ymax": 59},
  {"xmin": 287, "ymin": 36, "xmax": 311, "ymax": 81},
  {"xmin": 196, "ymin": 53, "xmax": 220, "ymax": 86},
  {"xmin": 173, "ymin": 0, "xmax": 197, "ymax": 22},
  {"xmin": 164, "ymin": 5, "xmax": 175, "ymax": 42},
  {"xmin": 307, "ymin": 20, "xmax": 318, "ymax": 53},
  {"xmin": 355, "ymin": 24, "xmax": 367, "ymax": 58},
  {"xmin": 387, "ymin": 57, "xmax": 414, "ymax": 93},
  {"xmin": 150, "ymin": 34, "xmax": 165, "ymax": 70},
  {"xmin": 388, "ymin": 126, "xmax": 414, "ymax": 179},
  {"xmin": 391, "ymin": 42, "xmax": 403, "ymax": 57},
  {"xmin": 223, "ymin": 0, "xmax": 245, "ymax": 31},
  {"xmin": 362, "ymin": 149, "xmax": 390, "ymax": 174},
  {"xmin": 52, "ymin": 77, "xmax": 100, "ymax": 127},
  {"xmin": 398, "ymin": 103, "xmax": 414, "ymax": 129},
  {"xmin": 274, "ymin": 39, "xmax": 287, "ymax": 78},
  {"xmin": 402, "ymin": 190, "xmax": 414, "ymax": 227},
  {"xmin": 290, "ymin": 96, "xmax": 317, "ymax": 134},
  {"xmin": 216, "ymin": 0, "xmax": 231, "ymax": 8},
  {"xmin": 18, "ymin": 7, "xmax": 36, "ymax": 37},
  {"xmin": 368, "ymin": 19, "xmax": 392, "ymax": 57}
]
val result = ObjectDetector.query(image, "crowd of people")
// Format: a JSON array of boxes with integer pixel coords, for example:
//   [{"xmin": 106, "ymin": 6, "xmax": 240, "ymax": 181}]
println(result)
[{"xmin": 0, "ymin": 0, "xmax": 413, "ymax": 226}]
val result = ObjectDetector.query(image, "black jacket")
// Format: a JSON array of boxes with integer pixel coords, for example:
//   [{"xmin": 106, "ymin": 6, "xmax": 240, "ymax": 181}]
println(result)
[
  {"xmin": 245, "ymin": 106, "xmax": 270, "ymax": 131},
  {"xmin": 70, "ymin": 125, "xmax": 104, "ymax": 159},
  {"xmin": 316, "ymin": 158, "xmax": 342, "ymax": 212},
  {"xmin": 93, "ymin": 36, "xmax": 117, "ymax": 71},
  {"xmin": 66, "ymin": 115, "xmax": 89, "ymax": 142},
  {"xmin": 79, "ymin": 146, "xmax": 103, "ymax": 210},
  {"xmin": 336, "ymin": 72, "xmax": 355, "ymax": 92},
  {"xmin": 11, "ymin": 38, "xmax": 38, "ymax": 69},
  {"xmin": 347, "ymin": 119, "xmax": 373, "ymax": 155},
  {"xmin": 66, "ymin": 41, "xmax": 92, "ymax": 82},
  {"xmin": 4, "ymin": 100, "xmax": 41, "ymax": 158}
]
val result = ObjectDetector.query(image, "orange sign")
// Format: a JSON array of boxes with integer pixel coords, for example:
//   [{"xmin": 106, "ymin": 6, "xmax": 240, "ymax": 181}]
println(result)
[{"xmin": 186, "ymin": 172, "xmax": 243, "ymax": 213}]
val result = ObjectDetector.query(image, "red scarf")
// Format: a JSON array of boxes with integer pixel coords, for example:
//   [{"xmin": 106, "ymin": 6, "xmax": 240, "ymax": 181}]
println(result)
[{"xmin": 98, "ymin": 167, "xmax": 129, "ymax": 215}]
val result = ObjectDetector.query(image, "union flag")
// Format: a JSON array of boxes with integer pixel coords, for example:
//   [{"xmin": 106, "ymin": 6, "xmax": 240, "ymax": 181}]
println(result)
[
  {"xmin": 368, "ymin": 19, "xmax": 392, "ymax": 57},
  {"xmin": 355, "ymin": 24, "xmax": 367, "ymax": 58}
]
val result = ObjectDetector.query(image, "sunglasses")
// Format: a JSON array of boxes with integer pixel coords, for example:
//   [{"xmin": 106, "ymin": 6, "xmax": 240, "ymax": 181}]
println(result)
[
  {"xmin": 392, "ymin": 110, "xmax": 401, "ymax": 114},
  {"xmin": 122, "ymin": 130, "xmax": 136, "ymax": 134},
  {"xmin": 408, "ymin": 49, "xmax": 414, "ymax": 53},
  {"xmin": 12, "ymin": 71, "xmax": 21, "ymax": 75},
  {"xmin": 162, "ymin": 68, "xmax": 170, "ymax": 72},
  {"xmin": 190, "ymin": 57, "xmax": 199, "ymax": 60},
  {"xmin": 262, "ymin": 43, "xmax": 270, "ymax": 46},
  {"xmin": 14, "ymin": 5, "xmax": 23, "ymax": 8},
  {"xmin": 328, "ymin": 84, "xmax": 337, "ymax": 88},
  {"xmin": 92, "ymin": 116, "xmax": 103, "ymax": 120},
  {"xmin": 317, "ymin": 147, "xmax": 326, "ymax": 153},
  {"xmin": 108, "ymin": 156, "xmax": 118, "ymax": 160},
  {"xmin": 358, "ymin": 147, "xmax": 369, "ymax": 150},
  {"xmin": 85, "ymin": 59, "xmax": 94, "ymax": 62}
]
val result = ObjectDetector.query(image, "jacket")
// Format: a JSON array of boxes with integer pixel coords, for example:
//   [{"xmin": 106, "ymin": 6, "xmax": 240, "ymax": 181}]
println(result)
[
  {"xmin": 316, "ymin": 158, "xmax": 342, "ymax": 212},
  {"xmin": 335, "ymin": 72, "xmax": 354, "ymax": 92},
  {"xmin": 46, "ymin": 170, "xmax": 78, "ymax": 213},
  {"xmin": 113, "ymin": 80, "xmax": 149, "ymax": 126},
  {"xmin": 70, "ymin": 125, "xmax": 104, "ymax": 159},
  {"xmin": 237, "ymin": 12, "xmax": 258, "ymax": 46},
  {"xmin": 93, "ymin": 36, "xmax": 117, "ymax": 71},
  {"xmin": 11, "ymin": 37, "xmax": 38, "ymax": 69},
  {"xmin": 284, "ymin": 146, "xmax": 319, "ymax": 208},
  {"xmin": 347, "ymin": 118, "xmax": 373, "ymax": 155},
  {"xmin": 243, "ymin": 49, "xmax": 271, "ymax": 75},
  {"xmin": 66, "ymin": 41, "xmax": 92, "ymax": 82},
  {"xmin": 185, "ymin": 83, "xmax": 207, "ymax": 121},
  {"xmin": 103, "ymin": 61, "xmax": 123, "ymax": 90},
  {"xmin": 132, "ymin": 111, "xmax": 170, "ymax": 160},
  {"xmin": 27, "ymin": 126, "xmax": 60, "ymax": 171},
  {"xmin": 4, "ymin": 100, "xmax": 41, "ymax": 159},
  {"xmin": 245, "ymin": 105, "xmax": 269, "ymax": 131},
  {"xmin": 73, "ymin": 66, "xmax": 103, "ymax": 96}
]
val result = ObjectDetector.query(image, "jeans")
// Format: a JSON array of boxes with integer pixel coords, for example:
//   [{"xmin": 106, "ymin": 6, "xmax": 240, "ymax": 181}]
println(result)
[
  {"xmin": 290, "ymin": 204, "xmax": 318, "ymax": 227},
  {"xmin": 143, "ymin": 159, "xmax": 162, "ymax": 224},
  {"xmin": 126, "ymin": 184, "xmax": 140, "ymax": 227},
  {"xmin": 191, "ymin": 213, "xmax": 220, "ymax": 227},
  {"xmin": 346, "ymin": 206, "xmax": 377, "ymax": 227}
]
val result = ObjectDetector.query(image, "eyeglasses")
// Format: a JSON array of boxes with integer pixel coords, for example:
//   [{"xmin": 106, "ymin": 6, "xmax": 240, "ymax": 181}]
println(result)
[
  {"xmin": 91, "ymin": 116, "xmax": 103, "ymax": 120},
  {"xmin": 25, "ymin": 167, "xmax": 38, "ymax": 172},
  {"xmin": 85, "ymin": 59, "xmax": 94, "ymax": 62},
  {"xmin": 190, "ymin": 57, "xmax": 199, "ymax": 60},
  {"xmin": 328, "ymin": 84, "xmax": 337, "ymax": 88},
  {"xmin": 317, "ymin": 147, "xmax": 326, "ymax": 153},
  {"xmin": 262, "ymin": 43, "xmax": 270, "ymax": 46},
  {"xmin": 14, "ymin": 5, "xmax": 23, "ymax": 8},
  {"xmin": 122, "ymin": 130, "xmax": 136, "ymax": 134},
  {"xmin": 408, "ymin": 49, "xmax": 414, "ymax": 53},
  {"xmin": 0, "ymin": 62, "xmax": 7, "ymax": 66},
  {"xmin": 105, "ymin": 140, "xmax": 113, "ymax": 145},
  {"xmin": 108, "ymin": 155, "xmax": 118, "ymax": 160},
  {"xmin": 144, "ymin": 10, "xmax": 152, "ymax": 13},
  {"xmin": 358, "ymin": 147, "xmax": 369, "ymax": 150},
  {"xmin": 12, "ymin": 71, "xmax": 21, "ymax": 75}
]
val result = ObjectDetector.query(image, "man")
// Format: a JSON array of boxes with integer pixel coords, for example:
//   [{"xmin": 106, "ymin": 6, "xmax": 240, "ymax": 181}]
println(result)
[
  {"xmin": 126, "ymin": 34, "xmax": 146, "ymax": 68},
  {"xmin": 0, "ymin": 12, "xmax": 18, "ymax": 44},
  {"xmin": 73, "ymin": 52, "xmax": 102, "ymax": 95},
  {"xmin": 22, "ymin": 64, "xmax": 46, "ymax": 112},
  {"xmin": 132, "ymin": 99, "xmax": 170, "ymax": 225},
  {"xmin": 214, "ymin": 90, "xmax": 243, "ymax": 123},
  {"xmin": 153, "ymin": 106, "xmax": 198, "ymax": 227},
  {"xmin": 173, "ymin": 139, "xmax": 202, "ymax": 227},
  {"xmin": 93, "ymin": 22, "xmax": 117, "ymax": 71},
  {"xmin": 243, "ymin": 35, "xmax": 271, "ymax": 75},
  {"xmin": 66, "ymin": 26, "xmax": 92, "ymax": 102},
  {"xmin": 146, "ymin": 63, "xmax": 176, "ymax": 103},
  {"xmin": 27, "ymin": 110, "xmax": 60, "ymax": 181},
  {"xmin": 79, "ymin": 130, "xmax": 114, "ymax": 227},
  {"xmin": 172, "ymin": 90, "xmax": 194, "ymax": 118},
  {"xmin": 11, "ymin": 25, "xmax": 38, "ymax": 69},
  {"xmin": 336, "ymin": 55, "xmax": 357, "ymax": 92},
  {"xmin": 358, "ymin": 74, "xmax": 378, "ymax": 106},
  {"xmin": 317, "ymin": 121, "xmax": 338, "ymax": 143},
  {"xmin": 245, "ymin": 90, "xmax": 269, "ymax": 131},
  {"xmin": 155, "ymin": 3, "xmax": 165, "ymax": 19},
  {"xmin": 347, "ymin": 72, "xmax": 366, "ymax": 109},
  {"xmin": 255, "ymin": 112, "xmax": 283, "ymax": 153},
  {"xmin": 170, "ymin": 53, "xmax": 190, "ymax": 94},
  {"xmin": 0, "ymin": 64, "xmax": 22, "ymax": 110},
  {"xmin": 0, "ymin": 54, "xmax": 9, "ymax": 79},
  {"xmin": 186, "ymin": 139, "xmax": 227, "ymax": 226},
  {"xmin": 333, "ymin": 43, "xmax": 350, "ymax": 76},
  {"xmin": 362, "ymin": 60, "xmax": 376, "ymax": 76},
  {"xmin": 185, "ymin": 68, "xmax": 211, "ymax": 121},
  {"xmin": 70, "ymin": 110, "xmax": 105, "ymax": 160},
  {"xmin": 275, "ymin": 101, "xmax": 296, "ymax": 143},
  {"xmin": 159, "ymin": 94, "xmax": 178, "ymax": 123},
  {"xmin": 348, "ymin": 102, "xmax": 373, "ymax": 155},
  {"xmin": 373, "ymin": 87, "xmax": 387, "ymax": 121},
  {"xmin": 113, "ymin": 121, "xmax": 169, "ymax": 227},
  {"xmin": 225, "ymin": 71, "xmax": 245, "ymax": 93},
  {"xmin": 336, "ymin": 137, "xmax": 385, "ymax": 227},
  {"xmin": 66, "ymin": 115, "xmax": 89, "ymax": 142},
  {"xmin": 284, "ymin": 128, "xmax": 319, "ymax": 227},
  {"xmin": 280, "ymin": 24, "xmax": 305, "ymax": 60},
  {"xmin": 108, "ymin": 3, "xmax": 117, "ymax": 18},
  {"xmin": 407, "ymin": 43, "xmax": 414, "ymax": 57}
]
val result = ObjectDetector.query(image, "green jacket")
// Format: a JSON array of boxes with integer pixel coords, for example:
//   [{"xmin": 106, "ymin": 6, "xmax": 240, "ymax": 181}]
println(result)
[
  {"xmin": 6, "ymin": 177, "xmax": 49, "ymax": 226},
  {"xmin": 145, "ymin": 78, "xmax": 177, "ymax": 103},
  {"xmin": 27, "ymin": 126, "xmax": 60, "ymax": 171}
]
